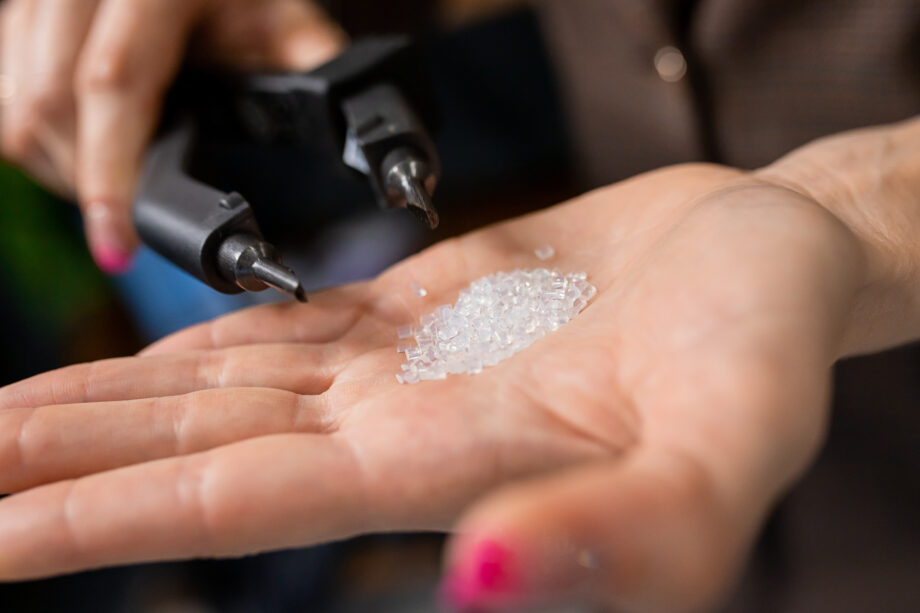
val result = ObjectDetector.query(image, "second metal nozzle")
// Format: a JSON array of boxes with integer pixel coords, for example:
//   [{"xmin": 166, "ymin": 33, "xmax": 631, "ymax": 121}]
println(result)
[{"xmin": 383, "ymin": 147, "xmax": 439, "ymax": 229}]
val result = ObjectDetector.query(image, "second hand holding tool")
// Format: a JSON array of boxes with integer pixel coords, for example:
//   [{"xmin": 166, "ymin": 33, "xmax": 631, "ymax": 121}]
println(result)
[{"xmin": 133, "ymin": 37, "xmax": 441, "ymax": 302}]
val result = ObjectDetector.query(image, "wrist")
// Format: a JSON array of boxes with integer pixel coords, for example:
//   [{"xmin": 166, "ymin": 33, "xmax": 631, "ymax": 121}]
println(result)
[{"xmin": 754, "ymin": 117, "xmax": 920, "ymax": 356}]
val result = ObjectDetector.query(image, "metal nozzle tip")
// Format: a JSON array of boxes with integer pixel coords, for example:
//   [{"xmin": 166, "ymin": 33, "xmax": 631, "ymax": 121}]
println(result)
[
  {"xmin": 252, "ymin": 258, "xmax": 308, "ymax": 302},
  {"xmin": 404, "ymin": 179, "xmax": 439, "ymax": 229},
  {"xmin": 383, "ymin": 149, "xmax": 440, "ymax": 230}
]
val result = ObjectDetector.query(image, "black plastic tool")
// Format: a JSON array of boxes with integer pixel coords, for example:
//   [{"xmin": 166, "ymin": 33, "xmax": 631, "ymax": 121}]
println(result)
[{"xmin": 133, "ymin": 37, "xmax": 441, "ymax": 302}]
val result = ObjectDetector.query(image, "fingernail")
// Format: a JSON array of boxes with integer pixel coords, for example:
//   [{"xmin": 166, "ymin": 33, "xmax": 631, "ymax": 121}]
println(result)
[
  {"xmin": 85, "ymin": 202, "xmax": 134, "ymax": 275},
  {"xmin": 91, "ymin": 243, "xmax": 133, "ymax": 275},
  {"xmin": 439, "ymin": 539, "xmax": 522, "ymax": 612}
]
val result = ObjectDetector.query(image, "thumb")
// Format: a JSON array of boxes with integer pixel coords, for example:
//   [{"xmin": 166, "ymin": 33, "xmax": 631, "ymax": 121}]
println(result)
[
  {"xmin": 440, "ymin": 448, "xmax": 772, "ymax": 613},
  {"xmin": 194, "ymin": 0, "xmax": 347, "ymax": 71}
]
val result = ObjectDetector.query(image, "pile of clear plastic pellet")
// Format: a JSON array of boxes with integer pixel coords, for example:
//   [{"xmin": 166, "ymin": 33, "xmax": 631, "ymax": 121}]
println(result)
[{"xmin": 396, "ymin": 268, "xmax": 597, "ymax": 383}]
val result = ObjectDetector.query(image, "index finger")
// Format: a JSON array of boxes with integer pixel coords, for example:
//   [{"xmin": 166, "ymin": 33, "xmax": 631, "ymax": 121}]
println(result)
[
  {"xmin": 74, "ymin": 0, "xmax": 211, "ymax": 268},
  {"xmin": 140, "ymin": 283, "xmax": 375, "ymax": 355}
]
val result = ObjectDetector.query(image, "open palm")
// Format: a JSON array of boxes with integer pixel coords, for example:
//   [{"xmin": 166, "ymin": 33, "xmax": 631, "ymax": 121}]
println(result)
[{"xmin": 0, "ymin": 164, "xmax": 867, "ymax": 611}]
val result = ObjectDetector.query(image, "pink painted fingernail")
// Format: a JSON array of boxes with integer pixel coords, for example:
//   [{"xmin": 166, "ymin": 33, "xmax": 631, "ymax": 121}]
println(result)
[
  {"xmin": 91, "ymin": 243, "xmax": 133, "ymax": 275},
  {"xmin": 439, "ymin": 539, "xmax": 522, "ymax": 612},
  {"xmin": 85, "ymin": 202, "xmax": 134, "ymax": 275}
]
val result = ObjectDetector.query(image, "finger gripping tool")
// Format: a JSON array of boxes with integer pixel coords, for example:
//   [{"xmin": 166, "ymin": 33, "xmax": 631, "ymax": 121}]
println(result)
[{"xmin": 133, "ymin": 37, "xmax": 441, "ymax": 302}]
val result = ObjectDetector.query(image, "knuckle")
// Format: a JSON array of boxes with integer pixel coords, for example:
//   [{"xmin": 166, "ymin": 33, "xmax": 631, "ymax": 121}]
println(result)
[
  {"xmin": 61, "ymin": 480, "xmax": 88, "ymax": 559},
  {"xmin": 1, "ymin": 112, "xmax": 39, "ymax": 161},
  {"xmin": 166, "ymin": 393, "xmax": 195, "ymax": 455},
  {"xmin": 2, "ymin": 78, "xmax": 74, "ymax": 160},
  {"xmin": 28, "ymin": 81, "xmax": 74, "ymax": 125},
  {"xmin": 12, "ymin": 407, "xmax": 40, "ymax": 472},
  {"xmin": 76, "ymin": 45, "xmax": 136, "ymax": 95},
  {"xmin": 174, "ymin": 454, "xmax": 219, "ymax": 550},
  {"xmin": 0, "ymin": 408, "xmax": 27, "ymax": 478}
]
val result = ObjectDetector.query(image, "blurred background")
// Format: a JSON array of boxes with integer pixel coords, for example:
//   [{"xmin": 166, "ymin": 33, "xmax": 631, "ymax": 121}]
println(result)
[{"xmin": 2, "ymin": 1, "xmax": 920, "ymax": 611}]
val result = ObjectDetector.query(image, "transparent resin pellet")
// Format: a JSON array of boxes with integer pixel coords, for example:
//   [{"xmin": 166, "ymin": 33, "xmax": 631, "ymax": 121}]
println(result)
[
  {"xmin": 395, "ymin": 268, "xmax": 596, "ymax": 383},
  {"xmin": 410, "ymin": 282, "xmax": 428, "ymax": 297},
  {"xmin": 534, "ymin": 244, "xmax": 555, "ymax": 260}
]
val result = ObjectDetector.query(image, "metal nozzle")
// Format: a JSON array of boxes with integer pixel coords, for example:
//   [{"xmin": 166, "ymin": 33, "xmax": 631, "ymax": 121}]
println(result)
[
  {"xmin": 383, "ymin": 148, "xmax": 439, "ymax": 229},
  {"xmin": 252, "ymin": 258, "xmax": 308, "ymax": 302},
  {"xmin": 217, "ymin": 233, "xmax": 307, "ymax": 302},
  {"xmin": 400, "ymin": 176, "xmax": 439, "ymax": 229}
]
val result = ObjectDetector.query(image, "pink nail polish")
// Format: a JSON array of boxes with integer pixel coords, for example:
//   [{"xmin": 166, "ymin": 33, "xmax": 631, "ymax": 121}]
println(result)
[
  {"xmin": 92, "ymin": 243, "xmax": 133, "ymax": 275},
  {"xmin": 440, "ymin": 539, "xmax": 521, "ymax": 611}
]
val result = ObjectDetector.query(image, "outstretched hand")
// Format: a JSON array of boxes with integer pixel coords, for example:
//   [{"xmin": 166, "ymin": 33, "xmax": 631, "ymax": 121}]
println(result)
[{"xmin": 0, "ymin": 153, "xmax": 904, "ymax": 611}]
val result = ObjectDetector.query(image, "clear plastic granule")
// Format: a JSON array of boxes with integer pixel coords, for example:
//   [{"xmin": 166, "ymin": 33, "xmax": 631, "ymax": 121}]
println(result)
[
  {"xmin": 534, "ymin": 244, "xmax": 555, "ymax": 260},
  {"xmin": 396, "ymin": 268, "xmax": 597, "ymax": 384}
]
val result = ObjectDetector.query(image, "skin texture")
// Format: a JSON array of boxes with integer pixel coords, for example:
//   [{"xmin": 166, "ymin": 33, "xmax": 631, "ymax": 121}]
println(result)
[
  {"xmin": 3, "ymin": 115, "xmax": 920, "ymax": 611},
  {"xmin": 0, "ymin": 0, "xmax": 344, "ymax": 272}
]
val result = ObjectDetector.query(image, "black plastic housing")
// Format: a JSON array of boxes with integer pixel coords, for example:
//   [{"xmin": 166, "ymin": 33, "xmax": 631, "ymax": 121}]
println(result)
[
  {"xmin": 134, "ymin": 120, "xmax": 261, "ymax": 294},
  {"xmin": 176, "ymin": 37, "xmax": 436, "ymax": 159},
  {"xmin": 133, "ymin": 36, "xmax": 438, "ymax": 293}
]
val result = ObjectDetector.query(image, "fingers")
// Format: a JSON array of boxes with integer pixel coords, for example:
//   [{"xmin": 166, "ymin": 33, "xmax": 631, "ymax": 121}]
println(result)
[
  {"xmin": 270, "ymin": 0, "xmax": 346, "ymax": 69},
  {"xmin": 0, "ymin": 0, "xmax": 40, "ymax": 167},
  {"xmin": 1, "ymin": 0, "xmax": 347, "ymax": 274},
  {"xmin": 141, "ymin": 287, "xmax": 371, "ymax": 355},
  {"xmin": 0, "ymin": 387, "xmax": 336, "ymax": 493},
  {"xmin": 0, "ymin": 433, "xmax": 365, "ymax": 580},
  {"xmin": 440, "ymin": 449, "xmax": 759, "ymax": 613},
  {"xmin": 0, "ymin": 343, "xmax": 343, "ymax": 409},
  {"xmin": 0, "ymin": 0, "xmax": 99, "ymax": 197},
  {"xmin": 194, "ymin": 0, "xmax": 346, "ymax": 70},
  {"xmin": 74, "ymin": 0, "xmax": 211, "ymax": 272},
  {"xmin": 26, "ymin": 0, "xmax": 99, "ymax": 183}
]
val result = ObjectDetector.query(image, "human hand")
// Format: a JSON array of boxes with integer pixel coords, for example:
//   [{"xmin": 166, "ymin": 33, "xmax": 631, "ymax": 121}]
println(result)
[
  {"xmin": 0, "ymin": 0, "xmax": 344, "ymax": 273},
  {"xmin": 2, "ymin": 117, "xmax": 918, "ymax": 610}
]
